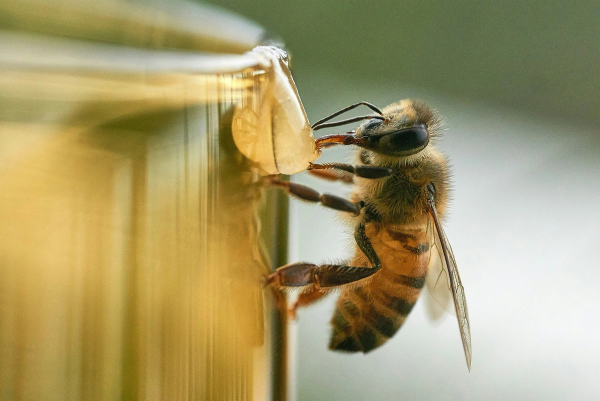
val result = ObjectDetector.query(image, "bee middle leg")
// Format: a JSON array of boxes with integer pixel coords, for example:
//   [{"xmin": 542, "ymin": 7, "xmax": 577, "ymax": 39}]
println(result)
[
  {"xmin": 268, "ymin": 177, "xmax": 362, "ymax": 215},
  {"xmin": 266, "ymin": 223, "xmax": 381, "ymax": 304},
  {"xmin": 268, "ymin": 163, "xmax": 391, "ymax": 215},
  {"xmin": 308, "ymin": 162, "xmax": 392, "ymax": 183}
]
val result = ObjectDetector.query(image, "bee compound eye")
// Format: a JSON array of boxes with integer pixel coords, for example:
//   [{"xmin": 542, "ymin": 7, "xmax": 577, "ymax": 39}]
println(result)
[{"xmin": 378, "ymin": 124, "xmax": 429, "ymax": 155}]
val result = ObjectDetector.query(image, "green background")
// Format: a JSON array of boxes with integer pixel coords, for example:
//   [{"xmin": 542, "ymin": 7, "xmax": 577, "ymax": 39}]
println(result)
[{"xmin": 209, "ymin": 0, "xmax": 599, "ymax": 129}]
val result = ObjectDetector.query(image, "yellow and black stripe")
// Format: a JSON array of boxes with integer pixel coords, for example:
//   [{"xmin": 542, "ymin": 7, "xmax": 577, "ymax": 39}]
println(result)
[
  {"xmin": 328, "ymin": 226, "xmax": 430, "ymax": 353},
  {"xmin": 329, "ymin": 272, "xmax": 426, "ymax": 352}
]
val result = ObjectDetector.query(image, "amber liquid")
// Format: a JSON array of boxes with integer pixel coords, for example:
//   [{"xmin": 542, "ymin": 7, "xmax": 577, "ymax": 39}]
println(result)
[{"xmin": 0, "ymin": 60, "xmax": 288, "ymax": 400}]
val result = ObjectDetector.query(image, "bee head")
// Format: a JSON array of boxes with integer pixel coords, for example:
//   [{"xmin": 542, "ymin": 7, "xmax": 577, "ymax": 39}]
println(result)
[{"xmin": 355, "ymin": 100, "xmax": 442, "ymax": 158}]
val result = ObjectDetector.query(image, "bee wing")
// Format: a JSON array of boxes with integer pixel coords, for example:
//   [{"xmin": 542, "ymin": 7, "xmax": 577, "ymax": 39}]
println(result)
[
  {"xmin": 424, "ymin": 220, "xmax": 453, "ymax": 319},
  {"xmin": 427, "ymin": 202, "xmax": 472, "ymax": 371}
]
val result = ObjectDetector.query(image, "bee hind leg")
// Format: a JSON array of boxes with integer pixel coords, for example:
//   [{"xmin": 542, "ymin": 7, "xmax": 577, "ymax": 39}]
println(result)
[{"xmin": 266, "ymin": 223, "xmax": 381, "ymax": 293}]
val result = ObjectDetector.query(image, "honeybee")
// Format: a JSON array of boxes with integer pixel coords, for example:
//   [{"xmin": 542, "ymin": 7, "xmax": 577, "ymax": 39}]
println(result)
[{"xmin": 266, "ymin": 99, "xmax": 472, "ymax": 370}]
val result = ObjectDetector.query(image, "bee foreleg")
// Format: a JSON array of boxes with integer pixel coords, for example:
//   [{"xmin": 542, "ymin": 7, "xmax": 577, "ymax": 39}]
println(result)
[{"xmin": 268, "ymin": 178, "xmax": 361, "ymax": 215}]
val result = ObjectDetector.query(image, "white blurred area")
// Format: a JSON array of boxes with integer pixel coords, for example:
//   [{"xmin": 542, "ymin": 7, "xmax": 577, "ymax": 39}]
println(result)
[{"xmin": 288, "ymin": 72, "xmax": 600, "ymax": 400}]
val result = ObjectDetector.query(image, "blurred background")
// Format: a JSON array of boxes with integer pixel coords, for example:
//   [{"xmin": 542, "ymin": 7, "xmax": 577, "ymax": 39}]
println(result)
[{"xmin": 206, "ymin": 1, "xmax": 600, "ymax": 400}]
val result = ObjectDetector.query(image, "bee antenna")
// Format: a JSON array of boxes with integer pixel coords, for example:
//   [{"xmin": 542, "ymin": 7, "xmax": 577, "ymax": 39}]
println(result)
[
  {"xmin": 312, "ymin": 115, "xmax": 384, "ymax": 131},
  {"xmin": 311, "ymin": 101, "xmax": 384, "ymax": 129}
]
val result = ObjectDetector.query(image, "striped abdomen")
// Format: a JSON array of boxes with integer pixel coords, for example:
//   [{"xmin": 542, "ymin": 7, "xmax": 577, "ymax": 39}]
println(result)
[{"xmin": 329, "ymin": 225, "xmax": 430, "ymax": 352}]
